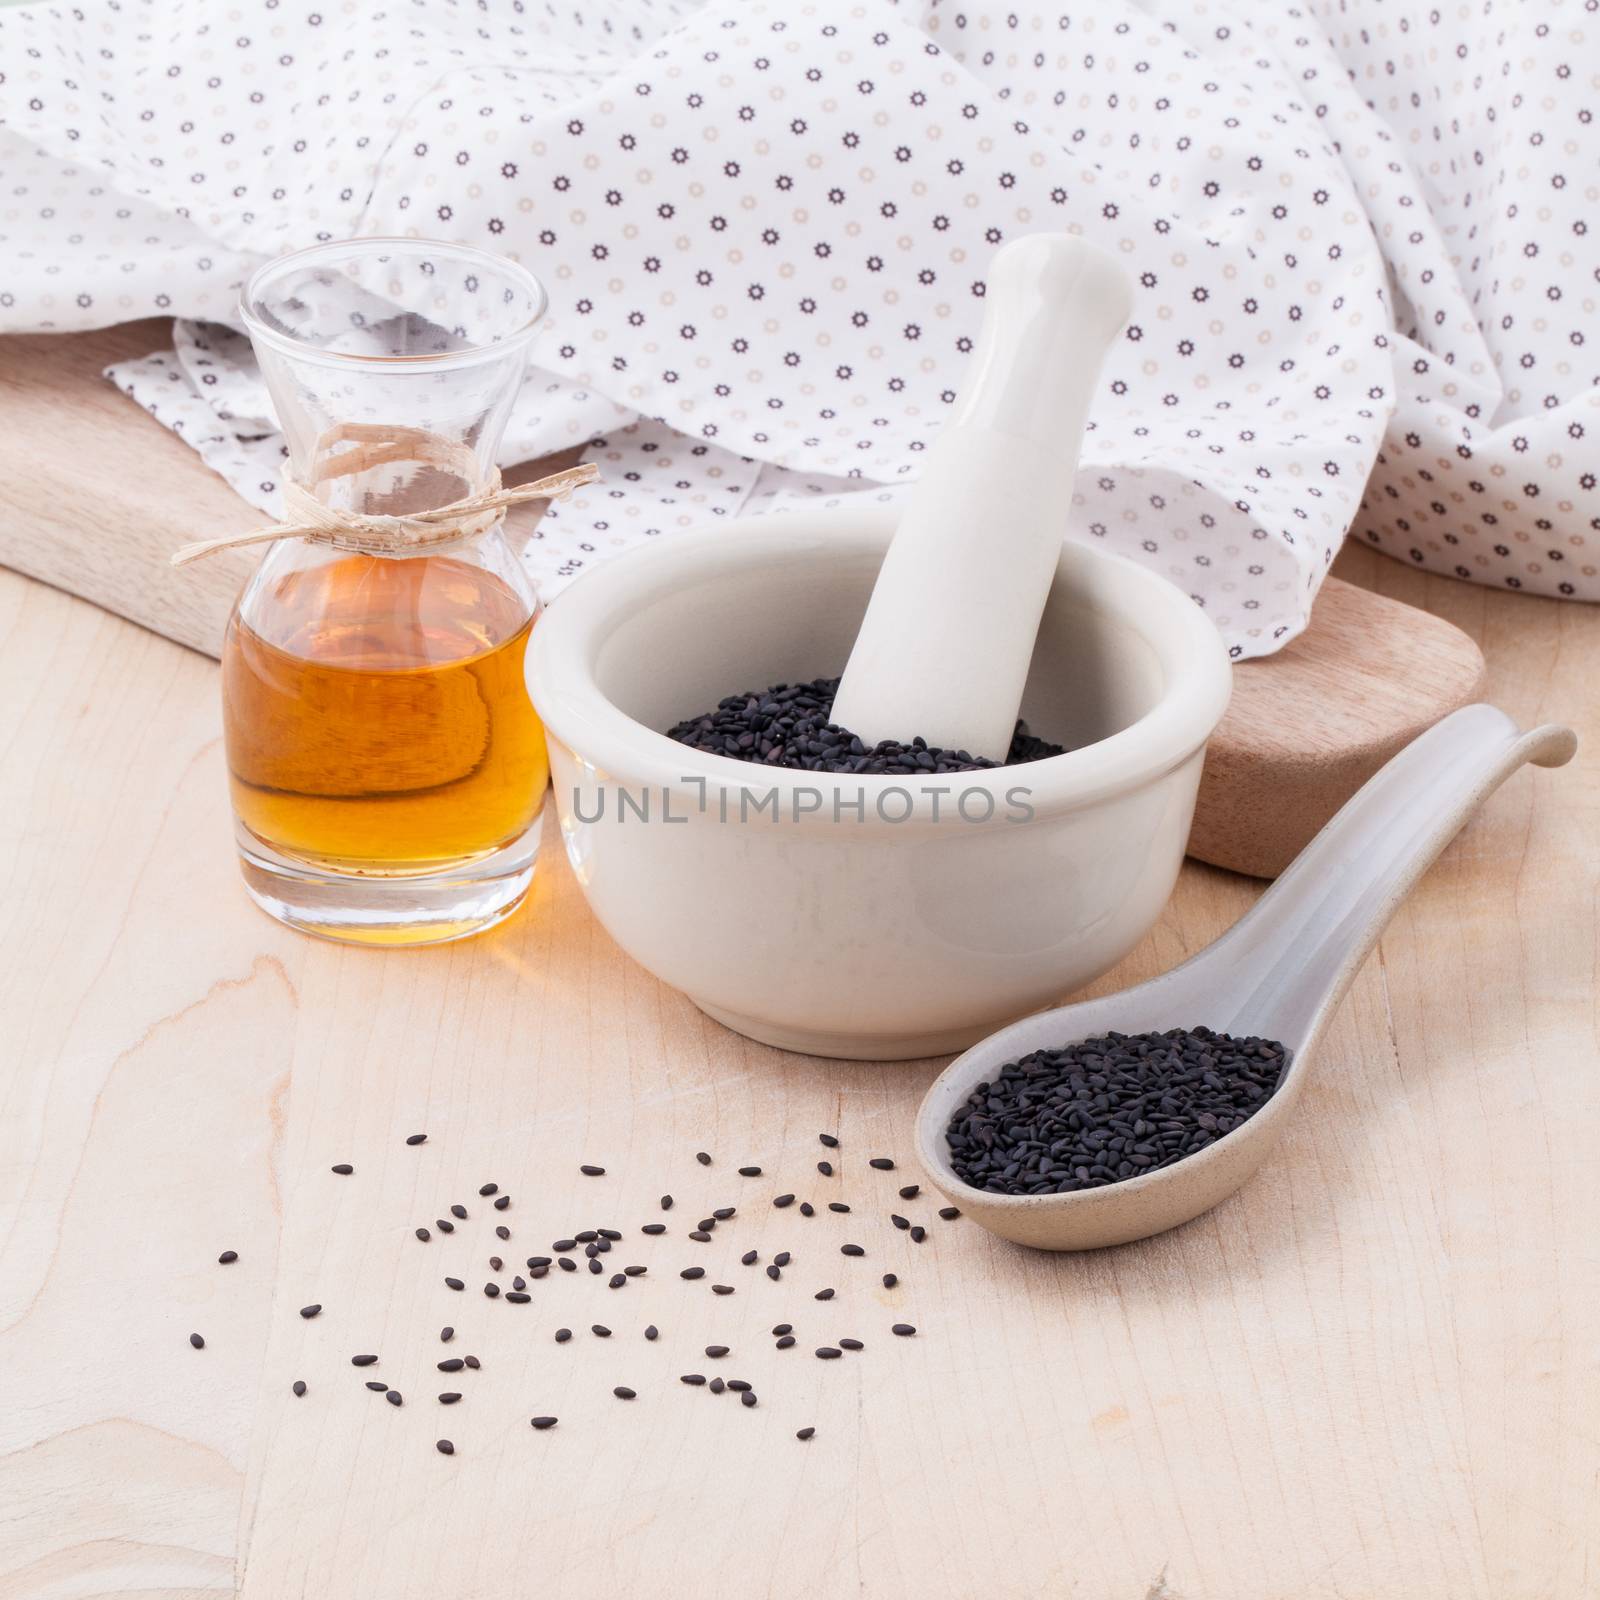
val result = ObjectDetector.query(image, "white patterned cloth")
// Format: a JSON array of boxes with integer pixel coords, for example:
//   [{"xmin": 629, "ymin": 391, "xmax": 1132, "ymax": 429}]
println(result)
[{"xmin": 3, "ymin": 0, "xmax": 1596, "ymax": 654}]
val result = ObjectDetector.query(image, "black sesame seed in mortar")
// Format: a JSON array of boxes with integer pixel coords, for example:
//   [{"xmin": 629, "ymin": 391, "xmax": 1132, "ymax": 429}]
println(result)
[
  {"xmin": 944, "ymin": 1026, "xmax": 1288, "ymax": 1195},
  {"xmin": 666, "ymin": 675, "xmax": 1064, "ymax": 774}
]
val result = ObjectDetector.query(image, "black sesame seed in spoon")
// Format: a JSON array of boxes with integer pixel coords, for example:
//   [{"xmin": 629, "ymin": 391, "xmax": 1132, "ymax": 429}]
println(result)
[
  {"xmin": 438, "ymin": 1392, "xmax": 462, "ymax": 1404},
  {"xmin": 892, "ymin": 1323, "xmax": 917, "ymax": 1336},
  {"xmin": 299, "ymin": 1304, "xmax": 322, "ymax": 1319},
  {"xmin": 819, "ymin": 1134, "xmax": 839, "ymax": 1148},
  {"xmin": 365, "ymin": 1380, "xmax": 388, "ymax": 1392},
  {"xmin": 189, "ymin": 1333, "xmax": 205, "ymax": 1349},
  {"xmin": 773, "ymin": 1194, "xmax": 796, "ymax": 1208},
  {"xmin": 898, "ymin": 1185, "xmax": 920, "ymax": 1200},
  {"xmin": 738, "ymin": 1166, "xmax": 762, "ymax": 1177},
  {"xmin": 415, "ymin": 1228, "xmax": 431, "ymax": 1243},
  {"xmin": 796, "ymin": 1426, "xmax": 816, "ymax": 1440},
  {"xmin": 494, "ymin": 1195, "xmax": 511, "ymax": 1211},
  {"xmin": 580, "ymin": 1164, "xmax": 605, "ymax": 1177},
  {"xmin": 943, "ymin": 1027, "xmax": 1287, "ymax": 1194},
  {"xmin": 292, "ymin": 1380, "xmax": 307, "ymax": 1397},
  {"xmin": 681, "ymin": 1373, "xmax": 707, "ymax": 1386},
  {"xmin": 331, "ymin": 1163, "xmax": 354, "ymax": 1175},
  {"xmin": 696, "ymin": 1151, "xmax": 712, "ymax": 1166},
  {"xmin": 450, "ymin": 1205, "xmax": 467, "ymax": 1220},
  {"xmin": 406, "ymin": 1133, "xmax": 427, "ymax": 1146},
  {"xmin": 613, "ymin": 1386, "xmax": 636, "ymax": 1400},
  {"xmin": 436, "ymin": 1439, "xmax": 454, "ymax": 1455},
  {"xmin": 530, "ymin": 1416, "xmax": 558, "ymax": 1430},
  {"xmin": 217, "ymin": 1250, "xmax": 237, "ymax": 1264},
  {"xmin": 869, "ymin": 1158, "xmax": 895, "ymax": 1171},
  {"xmin": 841, "ymin": 1244, "xmax": 865, "ymax": 1257},
  {"xmin": 438, "ymin": 1358, "xmax": 464, "ymax": 1372},
  {"xmin": 352, "ymin": 1354, "xmax": 378, "ymax": 1367}
]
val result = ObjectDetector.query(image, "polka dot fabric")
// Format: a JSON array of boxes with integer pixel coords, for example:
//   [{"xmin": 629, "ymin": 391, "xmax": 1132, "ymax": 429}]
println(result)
[{"xmin": 2, "ymin": 0, "xmax": 1594, "ymax": 647}]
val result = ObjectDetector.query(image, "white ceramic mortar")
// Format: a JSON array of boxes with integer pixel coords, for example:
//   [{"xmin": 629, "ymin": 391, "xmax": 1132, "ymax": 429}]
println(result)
[{"xmin": 527, "ymin": 504, "xmax": 1232, "ymax": 1060}]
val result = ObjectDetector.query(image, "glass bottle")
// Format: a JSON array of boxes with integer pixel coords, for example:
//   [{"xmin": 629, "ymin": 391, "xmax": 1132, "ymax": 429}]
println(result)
[{"xmin": 222, "ymin": 238, "xmax": 549, "ymax": 945}]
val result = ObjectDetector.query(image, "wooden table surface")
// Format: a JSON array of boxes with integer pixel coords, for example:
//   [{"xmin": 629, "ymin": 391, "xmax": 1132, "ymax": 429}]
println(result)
[{"xmin": 2, "ymin": 515, "xmax": 1596, "ymax": 1593}]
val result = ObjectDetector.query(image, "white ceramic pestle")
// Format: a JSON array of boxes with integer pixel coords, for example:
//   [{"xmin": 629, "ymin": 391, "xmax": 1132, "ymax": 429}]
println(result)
[{"xmin": 828, "ymin": 233, "xmax": 1133, "ymax": 761}]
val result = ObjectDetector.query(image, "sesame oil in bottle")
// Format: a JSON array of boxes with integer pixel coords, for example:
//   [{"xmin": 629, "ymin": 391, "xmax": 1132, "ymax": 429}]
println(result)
[{"xmin": 222, "ymin": 552, "xmax": 547, "ymax": 880}]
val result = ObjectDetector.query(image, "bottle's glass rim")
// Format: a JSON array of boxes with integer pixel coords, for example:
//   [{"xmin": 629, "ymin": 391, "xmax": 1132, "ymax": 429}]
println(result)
[{"xmin": 239, "ymin": 237, "xmax": 548, "ymax": 371}]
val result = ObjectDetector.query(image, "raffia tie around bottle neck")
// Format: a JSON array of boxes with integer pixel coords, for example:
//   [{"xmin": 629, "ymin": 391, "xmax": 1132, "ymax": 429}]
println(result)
[{"xmin": 169, "ymin": 423, "xmax": 598, "ymax": 567}]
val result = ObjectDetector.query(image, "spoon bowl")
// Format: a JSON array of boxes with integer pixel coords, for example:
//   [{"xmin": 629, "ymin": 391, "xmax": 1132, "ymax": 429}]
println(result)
[{"xmin": 915, "ymin": 704, "xmax": 1576, "ymax": 1249}]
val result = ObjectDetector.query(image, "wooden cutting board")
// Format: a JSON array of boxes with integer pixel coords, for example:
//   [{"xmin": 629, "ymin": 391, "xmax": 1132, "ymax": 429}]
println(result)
[{"xmin": 0, "ymin": 320, "xmax": 1485, "ymax": 877}]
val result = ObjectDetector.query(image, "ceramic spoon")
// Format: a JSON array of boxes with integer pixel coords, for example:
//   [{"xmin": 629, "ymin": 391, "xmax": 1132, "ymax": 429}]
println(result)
[
  {"xmin": 914, "ymin": 703, "xmax": 1576, "ymax": 1250},
  {"xmin": 828, "ymin": 233, "xmax": 1132, "ymax": 761}
]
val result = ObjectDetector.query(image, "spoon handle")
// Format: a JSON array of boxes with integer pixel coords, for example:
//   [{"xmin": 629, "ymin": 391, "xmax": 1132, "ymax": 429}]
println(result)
[{"xmin": 1205, "ymin": 704, "xmax": 1575, "ymax": 1049}]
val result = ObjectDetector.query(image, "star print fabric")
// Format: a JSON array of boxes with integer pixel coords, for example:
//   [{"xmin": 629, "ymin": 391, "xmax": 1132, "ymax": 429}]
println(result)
[{"xmin": 1, "ymin": 0, "xmax": 1594, "ymax": 653}]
